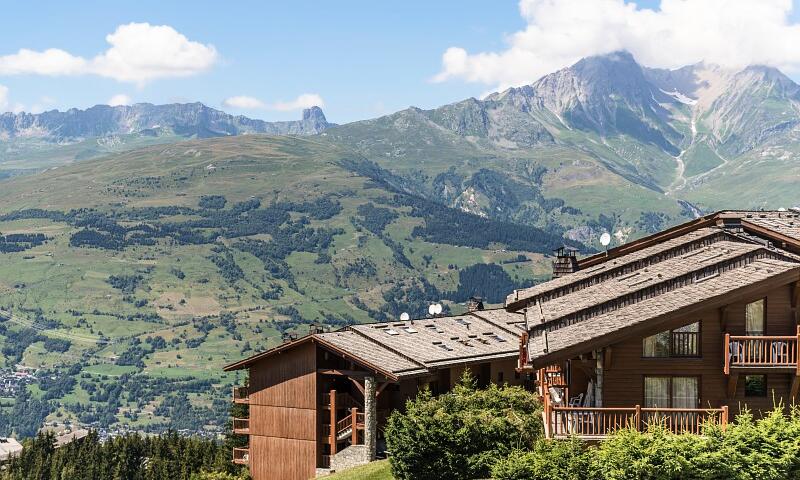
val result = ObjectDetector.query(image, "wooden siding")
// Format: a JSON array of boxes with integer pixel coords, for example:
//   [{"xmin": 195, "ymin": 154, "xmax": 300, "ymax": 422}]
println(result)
[
  {"xmin": 599, "ymin": 284, "xmax": 795, "ymax": 417},
  {"xmin": 248, "ymin": 341, "xmax": 317, "ymax": 480},
  {"xmin": 250, "ymin": 435, "xmax": 316, "ymax": 480}
]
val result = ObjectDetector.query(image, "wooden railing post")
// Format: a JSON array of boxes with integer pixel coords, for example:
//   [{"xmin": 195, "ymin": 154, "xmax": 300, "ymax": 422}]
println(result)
[
  {"xmin": 330, "ymin": 389, "xmax": 337, "ymax": 455},
  {"xmin": 721, "ymin": 405, "xmax": 729, "ymax": 431},
  {"xmin": 542, "ymin": 387, "xmax": 550, "ymax": 439},
  {"xmin": 724, "ymin": 333, "xmax": 731, "ymax": 375},
  {"xmin": 796, "ymin": 326, "xmax": 800, "ymax": 375},
  {"xmin": 351, "ymin": 407, "xmax": 358, "ymax": 444},
  {"xmin": 634, "ymin": 404, "xmax": 642, "ymax": 432}
]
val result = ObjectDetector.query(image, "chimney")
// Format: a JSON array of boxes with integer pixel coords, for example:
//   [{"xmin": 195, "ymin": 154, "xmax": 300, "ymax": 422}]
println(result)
[
  {"xmin": 552, "ymin": 246, "xmax": 579, "ymax": 278},
  {"xmin": 467, "ymin": 296, "xmax": 484, "ymax": 312},
  {"xmin": 716, "ymin": 212, "xmax": 743, "ymax": 233}
]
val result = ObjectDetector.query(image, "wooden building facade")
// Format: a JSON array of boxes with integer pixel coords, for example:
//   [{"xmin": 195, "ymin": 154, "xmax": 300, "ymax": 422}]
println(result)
[
  {"xmin": 224, "ymin": 308, "xmax": 528, "ymax": 480},
  {"xmin": 224, "ymin": 210, "xmax": 800, "ymax": 477},
  {"xmin": 514, "ymin": 210, "xmax": 800, "ymax": 439}
]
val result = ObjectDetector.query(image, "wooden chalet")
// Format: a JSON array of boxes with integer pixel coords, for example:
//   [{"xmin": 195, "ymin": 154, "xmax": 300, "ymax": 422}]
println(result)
[
  {"xmin": 223, "ymin": 307, "xmax": 528, "ymax": 480},
  {"xmin": 513, "ymin": 210, "xmax": 800, "ymax": 439},
  {"xmin": 225, "ymin": 209, "xmax": 800, "ymax": 479}
]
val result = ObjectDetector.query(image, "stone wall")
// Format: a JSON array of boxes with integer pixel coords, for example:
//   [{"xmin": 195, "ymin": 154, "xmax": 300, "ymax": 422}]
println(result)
[{"xmin": 329, "ymin": 445, "xmax": 371, "ymax": 472}]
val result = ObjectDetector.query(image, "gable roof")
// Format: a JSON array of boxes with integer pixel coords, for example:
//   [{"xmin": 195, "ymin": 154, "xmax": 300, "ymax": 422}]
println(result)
[
  {"xmin": 527, "ymin": 257, "xmax": 800, "ymax": 365},
  {"xmin": 224, "ymin": 308, "xmax": 523, "ymax": 380},
  {"xmin": 514, "ymin": 210, "xmax": 800, "ymax": 367}
]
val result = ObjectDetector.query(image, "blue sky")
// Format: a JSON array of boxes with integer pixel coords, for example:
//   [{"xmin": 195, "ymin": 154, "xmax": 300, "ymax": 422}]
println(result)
[{"xmin": 2, "ymin": 0, "xmax": 800, "ymax": 123}]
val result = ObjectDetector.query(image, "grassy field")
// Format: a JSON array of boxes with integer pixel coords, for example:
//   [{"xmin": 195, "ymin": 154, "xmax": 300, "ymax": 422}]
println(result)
[
  {"xmin": 0, "ymin": 134, "xmax": 553, "ymax": 432},
  {"xmin": 322, "ymin": 461, "xmax": 393, "ymax": 480}
]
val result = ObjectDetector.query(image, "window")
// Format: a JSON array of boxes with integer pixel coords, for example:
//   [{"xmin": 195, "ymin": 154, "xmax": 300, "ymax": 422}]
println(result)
[
  {"xmin": 746, "ymin": 299, "xmax": 765, "ymax": 335},
  {"xmin": 745, "ymin": 375, "xmax": 767, "ymax": 397},
  {"xmin": 644, "ymin": 376, "xmax": 699, "ymax": 408},
  {"xmin": 643, "ymin": 322, "xmax": 700, "ymax": 357}
]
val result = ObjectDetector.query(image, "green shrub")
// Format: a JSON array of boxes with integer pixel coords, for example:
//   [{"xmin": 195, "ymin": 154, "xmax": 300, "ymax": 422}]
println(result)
[
  {"xmin": 385, "ymin": 372, "xmax": 542, "ymax": 480},
  {"xmin": 492, "ymin": 438, "xmax": 588, "ymax": 480}
]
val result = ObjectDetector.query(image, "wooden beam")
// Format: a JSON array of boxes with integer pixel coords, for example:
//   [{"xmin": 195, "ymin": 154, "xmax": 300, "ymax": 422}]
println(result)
[
  {"xmin": 376, "ymin": 382, "xmax": 390, "ymax": 398},
  {"xmin": 604, "ymin": 347, "xmax": 613, "ymax": 371},
  {"xmin": 727, "ymin": 373, "xmax": 738, "ymax": 399},
  {"xmin": 349, "ymin": 377, "xmax": 365, "ymax": 396},
  {"xmin": 792, "ymin": 376, "xmax": 800, "ymax": 401},
  {"xmin": 720, "ymin": 306, "xmax": 731, "ymax": 332},
  {"xmin": 318, "ymin": 368, "xmax": 369, "ymax": 377}
]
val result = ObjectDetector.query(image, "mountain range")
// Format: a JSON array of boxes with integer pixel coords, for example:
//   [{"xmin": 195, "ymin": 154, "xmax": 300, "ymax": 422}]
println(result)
[
  {"xmin": 0, "ymin": 103, "xmax": 332, "ymax": 172},
  {"xmin": 0, "ymin": 50, "xmax": 799, "ymax": 434}
]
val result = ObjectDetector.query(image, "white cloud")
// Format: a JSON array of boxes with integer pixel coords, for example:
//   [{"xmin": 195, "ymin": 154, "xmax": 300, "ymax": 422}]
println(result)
[
  {"xmin": 0, "ymin": 23, "xmax": 218, "ymax": 85},
  {"xmin": 222, "ymin": 95, "xmax": 266, "ymax": 110},
  {"xmin": 0, "ymin": 84, "xmax": 25, "ymax": 113},
  {"xmin": 0, "ymin": 84, "xmax": 8, "ymax": 111},
  {"xmin": 434, "ymin": 0, "xmax": 800, "ymax": 91},
  {"xmin": 269, "ymin": 93, "xmax": 325, "ymax": 111},
  {"xmin": 222, "ymin": 93, "xmax": 325, "ymax": 111},
  {"xmin": 108, "ymin": 94, "xmax": 132, "ymax": 106}
]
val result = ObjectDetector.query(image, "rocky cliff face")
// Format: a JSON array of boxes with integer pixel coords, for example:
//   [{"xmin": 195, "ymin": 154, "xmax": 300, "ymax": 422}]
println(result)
[{"xmin": 0, "ymin": 103, "xmax": 333, "ymax": 141}]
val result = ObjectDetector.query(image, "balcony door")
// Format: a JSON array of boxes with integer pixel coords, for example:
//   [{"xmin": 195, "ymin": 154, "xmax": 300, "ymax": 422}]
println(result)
[{"xmin": 644, "ymin": 376, "xmax": 699, "ymax": 408}]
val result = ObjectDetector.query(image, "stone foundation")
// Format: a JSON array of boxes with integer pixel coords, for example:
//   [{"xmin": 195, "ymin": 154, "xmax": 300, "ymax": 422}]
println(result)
[{"xmin": 329, "ymin": 444, "xmax": 371, "ymax": 472}]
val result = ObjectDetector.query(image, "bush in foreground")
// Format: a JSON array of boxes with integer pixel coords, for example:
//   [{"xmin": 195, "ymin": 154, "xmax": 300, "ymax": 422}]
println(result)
[
  {"xmin": 385, "ymin": 373, "xmax": 542, "ymax": 480},
  {"xmin": 493, "ymin": 406, "xmax": 800, "ymax": 480}
]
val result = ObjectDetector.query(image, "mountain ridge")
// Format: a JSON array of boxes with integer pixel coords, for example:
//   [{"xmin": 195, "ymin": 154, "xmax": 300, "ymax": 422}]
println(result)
[{"xmin": 0, "ymin": 103, "xmax": 333, "ymax": 141}]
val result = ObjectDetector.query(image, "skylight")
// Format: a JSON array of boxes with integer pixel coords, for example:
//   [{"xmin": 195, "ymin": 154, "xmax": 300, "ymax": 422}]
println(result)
[{"xmin": 384, "ymin": 329, "xmax": 400, "ymax": 336}]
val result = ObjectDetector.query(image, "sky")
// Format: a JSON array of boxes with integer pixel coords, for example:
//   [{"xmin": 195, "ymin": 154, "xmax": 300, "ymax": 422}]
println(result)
[{"xmin": 2, "ymin": 0, "xmax": 800, "ymax": 124}]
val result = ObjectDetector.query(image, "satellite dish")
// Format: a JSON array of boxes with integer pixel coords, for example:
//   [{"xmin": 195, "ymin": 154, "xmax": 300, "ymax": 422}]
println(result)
[
  {"xmin": 428, "ymin": 305, "xmax": 436, "ymax": 316},
  {"xmin": 433, "ymin": 303, "xmax": 443, "ymax": 315},
  {"xmin": 600, "ymin": 232, "xmax": 612, "ymax": 247},
  {"xmin": 400, "ymin": 312, "xmax": 410, "ymax": 321}
]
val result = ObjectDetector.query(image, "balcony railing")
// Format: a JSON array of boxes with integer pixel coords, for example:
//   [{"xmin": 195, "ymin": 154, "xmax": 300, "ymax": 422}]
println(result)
[
  {"xmin": 233, "ymin": 417, "xmax": 250, "ymax": 435},
  {"xmin": 724, "ymin": 330, "xmax": 800, "ymax": 374},
  {"xmin": 232, "ymin": 386, "xmax": 249, "ymax": 404},
  {"xmin": 322, "ymin": 392, "xmax": 361, "ymax": 410},
  {"xmin": 544, "ymin": 404, "xmax": 729, "ymax": 439},
  {"xmin": 232, "ymin": 447, "xmax": 249, "ymax": 465},
  {"xmin": 671, "ymin": 331, "xmax": 699, "ymax": 357}
]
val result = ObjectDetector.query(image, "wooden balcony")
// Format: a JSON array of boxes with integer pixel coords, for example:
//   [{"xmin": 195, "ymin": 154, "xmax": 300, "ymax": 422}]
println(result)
[
  {"xmin": 232, "ymin": 386, "xmax": 249, "ymax": 404},
  {"xmin": 233, "ymin": 417, "xmax": 250, "ymax": 435},
  {"xmin": 232, "ymin": 447, "xmax": 249, "ymax": 465},
  {"xmin": 724, "ymin": 330, "xmax": 800, "ymax": 374},
  {"xmin": 544, "ymin": 403, "xmax": 729, "ymax": 440}
]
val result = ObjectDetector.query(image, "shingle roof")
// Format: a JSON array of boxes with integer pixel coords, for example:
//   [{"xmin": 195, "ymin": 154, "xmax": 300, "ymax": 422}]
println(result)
[
  {"xmin": 506, "ymin": 227, "xmax": 725, "ymax": 309},
  {"xmin": 316, "ymin": 330, "xmax": 427, "ymax": 376},
  {"xmin": 527, "ymin": 258, "xmax": 800, "ymax": 363},
  {"xmin": 535, "ymin": 241, "xmax": 764, "ymax": 323},
  {"xmin": 730, "ymin": 210, "xmax": 800, "ymax": 242},
  {"xmin": 225, "ymin": 308, "xmax": 523, "ymax": 379}
]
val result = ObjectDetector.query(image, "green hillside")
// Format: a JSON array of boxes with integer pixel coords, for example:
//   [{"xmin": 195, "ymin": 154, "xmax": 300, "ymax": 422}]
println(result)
[{"xmin": 0, "ymin": 135, "xmax": 572, "ymax": 435}]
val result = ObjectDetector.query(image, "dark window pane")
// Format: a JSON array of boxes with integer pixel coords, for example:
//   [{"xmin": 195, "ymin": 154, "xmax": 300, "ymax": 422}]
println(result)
[
  {"xmin": 745, "ymin": 375, "xmax": 767, "ymax": 397},
  {"xmin": 746, "ymin": 299, "xmax": 765, "ymax": 336},
  {"xmin": 643, "ymin": 331, "xmax": 670, "ymax": 357}
]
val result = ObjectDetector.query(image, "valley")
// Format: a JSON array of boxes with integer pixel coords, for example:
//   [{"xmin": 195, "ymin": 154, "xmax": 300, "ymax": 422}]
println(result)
[{"xmin": 0, "ymin": 50, "xmax": 799, "ymax": 436}]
